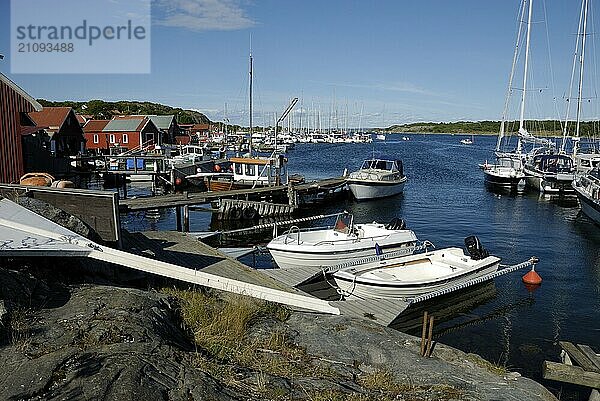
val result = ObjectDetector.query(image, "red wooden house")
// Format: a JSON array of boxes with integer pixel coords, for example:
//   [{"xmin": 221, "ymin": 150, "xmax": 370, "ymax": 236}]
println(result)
[
  {"xmin": 0, "ymin": 73, "xmax": 43, "ymax": 183},
  {"xmin": 83, "ymin": 120, "xmax": 110, "ymax": 154},
  {"xmin": 90, "ymin": 116, "xmax": 160, "ymax": 154}
]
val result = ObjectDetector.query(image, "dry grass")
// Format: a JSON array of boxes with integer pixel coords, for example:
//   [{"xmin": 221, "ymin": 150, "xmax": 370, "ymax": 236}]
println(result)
[
  {"xmin": 466, "ymin": 353, "xmax": 508, "ymax": 376},
  {"xmin": 7, "ymin": 307, "xmax": 33, "ymax": 351},
  {"xmin": 164, "ymin": 288, "xmax": 464, "ymax": 400},
  {"xmin": 358, "ymin": 369, "xmax": 464, "ymax": 401}
]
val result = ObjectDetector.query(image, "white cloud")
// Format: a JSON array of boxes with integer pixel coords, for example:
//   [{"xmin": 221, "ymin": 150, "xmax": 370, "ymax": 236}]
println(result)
[{"xmin": 154, "ymin": 0, "xmax": 255, "ymax": 31}]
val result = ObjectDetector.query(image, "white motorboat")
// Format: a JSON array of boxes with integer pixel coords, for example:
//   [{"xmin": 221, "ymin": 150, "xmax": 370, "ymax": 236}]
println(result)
[
  {"xmin": 460, "ymin": 136, "xmax": 473, "ymax": 145},
  {"xmin": 332, "ymin": 236, "xmax": 501, "ymax": 299},
  {"xmin": 573, "ymin": 167, "xmax": 600, "ymax": 225},
  {"xmin": 267, "ymin": 214, "xmax": 418, "ymax": 270},
  {"xmin": 376, "ymin": 134, "xmax": 386, "ymax": 141},
  {"xmin": 482, "ymin": 154, "xmax": 526, "ymax": 188},
  {"xmin": 347, "ymin": 158, "xmax": 407, "ymax": 200}
]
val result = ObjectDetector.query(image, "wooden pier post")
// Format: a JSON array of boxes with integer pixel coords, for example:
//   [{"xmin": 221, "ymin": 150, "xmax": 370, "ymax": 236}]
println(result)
[
  {"xmin": 121, "ymin": 174, "xmax": 127, "ymax": 199},
  {"xmin": 426, "ymin": 315, "xmax": 435, "ymax": 357},
  {"xmin": 183, "ymin": 205, "xmax": 190, "ymax": 232},
  {"xmin": 176, "ymin": 206, "xmax": 182, "ymax": 232},
  {"xmin": 420, "ymin": 311, "xmax": 428, "ymax": 356}
]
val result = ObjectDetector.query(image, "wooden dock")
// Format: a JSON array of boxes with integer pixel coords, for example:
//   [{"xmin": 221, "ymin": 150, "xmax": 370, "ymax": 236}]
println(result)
[
  {"xmin": 119, "ymin": 176, "xmax": 348, "ymax": 212},
  {"xmin": 120, "ymin": 230, "xmax": 412, "ymax": 324},
  {"xmin": 121, "ymin": 230, "xmax": 295, "ymax": 292},
  {"xmin": 543, "ymin": 342, "xmax": 600, "ymax": 399},
  {"xmin": 258, "ymin": 265, "xmax": 412, "ymax": 325}
]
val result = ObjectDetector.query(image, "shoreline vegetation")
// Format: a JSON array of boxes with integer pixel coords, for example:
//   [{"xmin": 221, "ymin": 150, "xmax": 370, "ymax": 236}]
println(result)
[
  {"xmin": 36, "ymin": 99, "xmax": 597, "ymax": 138},
  {"xmin": 379, "ymin": 120, "xmax": 598, "ymax": 137}
]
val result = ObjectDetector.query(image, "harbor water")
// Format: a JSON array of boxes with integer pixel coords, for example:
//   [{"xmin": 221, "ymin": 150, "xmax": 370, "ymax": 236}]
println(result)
[{"xmin": 121, "ymin": 134, "xmax": 600, "ymax": 397}]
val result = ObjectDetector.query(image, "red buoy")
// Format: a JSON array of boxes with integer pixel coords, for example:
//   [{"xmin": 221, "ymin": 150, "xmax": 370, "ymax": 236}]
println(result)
[{"xmin": 522, "ymin": 266, "xmax": 542, "ymax": 285}]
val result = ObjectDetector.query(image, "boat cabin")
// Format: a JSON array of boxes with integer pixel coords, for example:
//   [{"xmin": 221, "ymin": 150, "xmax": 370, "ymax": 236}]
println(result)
[
  {"xmin": 230, "ymin": 155, "xmax": 288, "ymax": 186},
  {"xmin": 531, "ymin": 154, "xmax": 573, "ymax": 174},
  {"xmin": 576, "ymin": 154, "xmax": 600, "ymax": 173},
  {"xmin": 169, "ymin": 145, "xmax": 210, "ymax": 166},
  {"xmin": 360, "ymin": 159, "xmax": 404, "ymax": 175}
]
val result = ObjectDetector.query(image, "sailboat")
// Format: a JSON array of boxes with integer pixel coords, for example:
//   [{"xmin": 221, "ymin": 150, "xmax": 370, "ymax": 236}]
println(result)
[
  {"xmin": 523, "ymin": 0, "xmax": 592, "ymax": 194},
  {"xmin": 197, "ymin": 49, "xmax": 289, "ymax": 192},
  {"xmin": 482, "ymin": 0, "xmax": 549, "ymax": 189}
]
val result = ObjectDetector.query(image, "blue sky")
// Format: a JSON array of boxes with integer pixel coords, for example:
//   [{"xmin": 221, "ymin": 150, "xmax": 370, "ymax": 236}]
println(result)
[{"xmin": 0, "ymin": 0, "xmax": 595, "ymax": 127}]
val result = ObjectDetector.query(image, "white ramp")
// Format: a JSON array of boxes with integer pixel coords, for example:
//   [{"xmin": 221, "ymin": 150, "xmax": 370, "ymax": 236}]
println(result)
[{"xmin": 0, "ymin": 198, "xmax": 339, "ymax": 315}]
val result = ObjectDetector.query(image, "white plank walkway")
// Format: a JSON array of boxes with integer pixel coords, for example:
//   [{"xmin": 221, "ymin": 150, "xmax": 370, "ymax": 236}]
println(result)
[{"xmin": 0, "ymin": 198, "xmax": 339, "ymax": 315}]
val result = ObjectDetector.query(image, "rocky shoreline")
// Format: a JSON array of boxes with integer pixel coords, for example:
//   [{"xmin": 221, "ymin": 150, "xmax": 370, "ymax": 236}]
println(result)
[
  {"xmin": 0, "ymin": 197, "xmax": 558, "ymax": 400},
  {"xmin": 0, "ymin": 262, "xmax": 557, "ymax": 401}
]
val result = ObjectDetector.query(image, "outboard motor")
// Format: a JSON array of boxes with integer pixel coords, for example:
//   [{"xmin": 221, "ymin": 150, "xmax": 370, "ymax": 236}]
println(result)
[
  {"xmin": 464, "ymin": 236, "xmax": 489, "ymax": 260},
  {"xmin": 386, "ymin": 217, "xmax": 406, "ymax": 230}
]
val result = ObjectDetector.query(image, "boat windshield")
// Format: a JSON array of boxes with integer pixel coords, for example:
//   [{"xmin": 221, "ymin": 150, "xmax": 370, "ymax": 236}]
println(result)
[
  {"xmin": 533, "ymin": 155, "xmax": 573, "ymax": 173},
  {"xmin": 334, "ymin": 213, "xmax": 353, "ymax": 234},
  {"xmin": 361, "ymin": 159, "xmax": 397, "ymax": 171}
]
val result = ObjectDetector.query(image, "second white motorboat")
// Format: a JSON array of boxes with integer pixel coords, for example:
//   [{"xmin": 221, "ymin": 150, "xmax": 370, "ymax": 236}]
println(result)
[
  {"xmin": 347, "ymin": 158, "xmax": 407, "ymax": 200},
  {"xmin": 332, "ymin": 236, "xmax": 501, "ymax": 299},
  {"xmin": 267, "ymin": 214, "xmax": 418, "ymax": 270}
]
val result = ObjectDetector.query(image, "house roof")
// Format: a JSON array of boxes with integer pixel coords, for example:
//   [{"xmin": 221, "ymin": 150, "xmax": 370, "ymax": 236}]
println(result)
[
  {"xmin": 191, "ymin": 124, "xmax": 210, "ymax": 131},
  {"xmin": 75, "ymin": 114, "xmax": 93, "ymax": 125},
  {"xmin": 0, "ymin": 73, "xmax": 42, "ymax": 112},
  {"xmin": 83, "ymin": 120, "xmax": 110, "ymax": 133},
  {"xmin": 148, "ymin": 115, "xmax": 175, "ymax": 130},
  {"xmin": 103, "ymin": 116, "xmax": 146, "ymax": 132},
  {"xmin": 29, "ymin": 107, "xmax": 72, "ymax": 130},
  {"xmin": 20, "ymin": 125, "xmax": 47, "ymax": 136}
]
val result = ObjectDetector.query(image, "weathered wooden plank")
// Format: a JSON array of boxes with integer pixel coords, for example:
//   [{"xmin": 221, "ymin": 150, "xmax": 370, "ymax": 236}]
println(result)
[
  {"xmin": 543, "ymin": 361, "xmax": 600, "ymax": 389},
  {"xmin": 577, "ymin": 345, "xmax": 600, "ymax": 371},
  {"xmin": 0, "ymin": 184, "xmax": 120, "ymax": 243},
  {"xmin": 560, "ymin": 341, "xmax": 600, "ymax": 373}
]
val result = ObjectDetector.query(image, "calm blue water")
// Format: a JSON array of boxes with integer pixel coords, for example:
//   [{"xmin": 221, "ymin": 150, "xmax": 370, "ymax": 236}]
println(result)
[{"xmin": 121, "ymin": 134, "xmax": 600, "ymax": 396}]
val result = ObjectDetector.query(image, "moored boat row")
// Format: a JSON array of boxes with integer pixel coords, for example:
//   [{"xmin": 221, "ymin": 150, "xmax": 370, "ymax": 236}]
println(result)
[{"xmin": 266, "ymin": 213, "xmax": 519, "ymax": 300}]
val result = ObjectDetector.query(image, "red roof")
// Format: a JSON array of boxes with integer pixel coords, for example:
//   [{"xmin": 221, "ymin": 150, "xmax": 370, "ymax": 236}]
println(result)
[
  {"xmin": 83, "ymin": 119, "xmax": 110, "ymax": 133},
  {"xmin": 75, "ymin": 114, "xmax": 91, "ymax": 125},
  {"xmin": 20, "ymin": 125, "xmax": 47, "ymax": 136},
  {"xmin": 29, "ymin": 107, "xmax": 72, "ymax": 129}
]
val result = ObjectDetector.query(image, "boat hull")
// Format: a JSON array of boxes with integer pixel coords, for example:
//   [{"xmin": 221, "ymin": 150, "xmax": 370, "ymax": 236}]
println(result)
[
  {"xmin": 348, "ymin": 180, "xmax": 406, "ymax": 200},
  {"xmin": 268, "ymin": 243, "xmax": 414, "ymax": 270},
  {"xmin": 207, "ymin": 178, "xmax": 278, "ymax": 192},
  {"xmin": 483, "ymin": 169, "xmax": 524, "ymax": 187},
  {"xmin": 333, "ymin": 255, "xmax": 500, "ymax": 299},
  {"xmin": 574, "ymin": 185, "xmax": 600, "ymax": 225},
  {"xmin": 525, "ymin": 174, "xmax": 574, "ymax": 194}
]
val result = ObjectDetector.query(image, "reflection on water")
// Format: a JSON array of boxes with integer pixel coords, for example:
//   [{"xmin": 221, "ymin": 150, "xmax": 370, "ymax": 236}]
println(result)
[{"xmin": 390, "ymin": 282, "xmax": 499, "ymax": 333}]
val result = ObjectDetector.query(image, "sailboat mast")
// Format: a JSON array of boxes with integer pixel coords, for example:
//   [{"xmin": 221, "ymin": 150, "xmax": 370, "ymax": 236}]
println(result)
[
  {"xmin": 497, "ymin": 0, "xmax": 528, "ymax": 152},
  {"xmin": 561, "ymin": 0, "xmax": 587, "ymax": 154},
  {"xmin": 249, "ymin": 50, "xmax": 253, "ymax": 155},
  {"xmin": 574, "ymin": 0, "xmax": 589, "ymax": 156},
  {"xmin": 517, "ymin": 0, "xmax": 534, "ymax": 153}
]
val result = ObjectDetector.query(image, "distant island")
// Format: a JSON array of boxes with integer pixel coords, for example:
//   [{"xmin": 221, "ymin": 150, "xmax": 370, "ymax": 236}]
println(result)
[
  {"xmin": 381, "ymin": 120, "xmax": 594, "ymax": 137},
  {"xmin": 37, "ymin": 99, "xmax": 212, "ymax": 125}
]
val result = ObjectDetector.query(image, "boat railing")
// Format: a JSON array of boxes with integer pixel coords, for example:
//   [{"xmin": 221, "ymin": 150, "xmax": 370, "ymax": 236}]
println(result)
[
  {"xmin": 322, "ymin": 240, "xmax": 434, "ymax": 274},
  {"xmin": 284, "ymin": 226, "xmax": 301, "ymax": 245}
]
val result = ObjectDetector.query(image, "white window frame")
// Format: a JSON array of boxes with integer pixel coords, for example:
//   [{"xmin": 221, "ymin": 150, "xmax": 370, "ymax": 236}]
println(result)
[
  {"xmin": 109, "ymin": 134, "xmax": 116, "ymax": 144},
  {"xmin": 122, "ymin": 134, "xmax": 129, "ymax": 144},
  {"xmin": 93, "ymin": 134, "xmax": 99, "ymax": 144}
]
